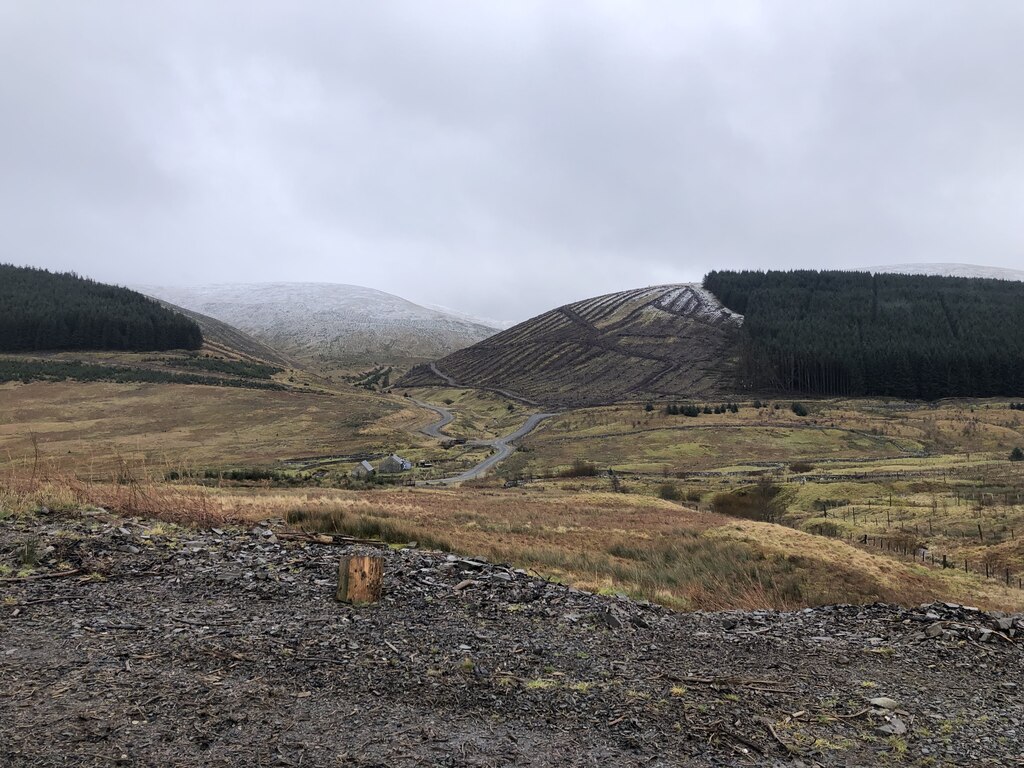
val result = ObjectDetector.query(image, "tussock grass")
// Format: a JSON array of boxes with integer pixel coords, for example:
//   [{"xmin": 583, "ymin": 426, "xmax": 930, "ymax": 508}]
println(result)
[
  {"xmin": 603, "ymin": 537, "xmax": 808, "ymax": 609},
  {"xmin": 286, "ymin": 507, "xmax": 454, "ymax": 551},
  {"xmin": 0, "ymin": 471, "xmax": 227, "ymax": 526},
  {"xmin": 5, "ymin": 468, "xmax": 1023, "ymax": 612}
]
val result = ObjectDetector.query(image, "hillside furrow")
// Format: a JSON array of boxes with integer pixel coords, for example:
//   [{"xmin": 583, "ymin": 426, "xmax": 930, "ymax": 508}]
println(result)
[{"xmin": 398, "ymin": 284, "xmax": 742, "ymax": 407}]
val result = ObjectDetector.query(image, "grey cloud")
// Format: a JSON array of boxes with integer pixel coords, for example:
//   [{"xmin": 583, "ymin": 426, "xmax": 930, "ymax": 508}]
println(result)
[{"xmin": 1, "ymin": 1, "xmax": 1022, "ymax": 323}]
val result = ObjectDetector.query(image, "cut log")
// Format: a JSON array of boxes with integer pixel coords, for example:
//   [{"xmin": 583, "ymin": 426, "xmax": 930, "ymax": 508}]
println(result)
[{"xmin": 336, "ymin": 555, "xmax": 384, "ymax": 605}]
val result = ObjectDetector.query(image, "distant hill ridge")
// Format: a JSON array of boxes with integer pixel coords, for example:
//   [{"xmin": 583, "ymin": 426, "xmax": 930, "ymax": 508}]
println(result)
[
  {"xmin": 398, "ymin": 284, "xmax": 742, "ymax": 406},
  {"xmin": 865, "ymin": 263, "xmax": 1024, "ymax": 282},
  {"xmin": 136, "ymin": 282, "xmax": 500, "ymax": 365}
]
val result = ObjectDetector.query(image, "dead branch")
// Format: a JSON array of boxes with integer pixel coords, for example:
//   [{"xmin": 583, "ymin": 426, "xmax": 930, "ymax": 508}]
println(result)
[{"xmin": 0, "ymin": 568, "xmax": 84, "ymax": 583}]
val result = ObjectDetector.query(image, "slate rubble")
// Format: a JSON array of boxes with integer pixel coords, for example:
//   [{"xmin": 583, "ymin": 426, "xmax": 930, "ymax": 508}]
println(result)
[{"xmin": 1, "ymin": 510, "xmax": 1022, "ymax": 767}]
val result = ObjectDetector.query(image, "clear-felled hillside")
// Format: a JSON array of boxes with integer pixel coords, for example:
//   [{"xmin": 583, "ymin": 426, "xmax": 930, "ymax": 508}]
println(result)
[
  {"xmin": 398, "ymin": 284, "xmax": 742, "ymax": 407},
  {"xmin": 0, "ymin": 264, "xmax": 202, "ymax": 352},
  {"xmin": 704, "ymin": 269, "xmax": 1024, "ymax": 399}
]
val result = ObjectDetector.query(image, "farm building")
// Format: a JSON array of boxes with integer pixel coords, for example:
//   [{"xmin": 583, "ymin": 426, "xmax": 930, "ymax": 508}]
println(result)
[
  {"xmin": 378, "ymin": 454, "xmax": 412, "ymax": 473},
  {"xmin": 351, "ymin": 460, "xmax": 375, "ymax": 479}
]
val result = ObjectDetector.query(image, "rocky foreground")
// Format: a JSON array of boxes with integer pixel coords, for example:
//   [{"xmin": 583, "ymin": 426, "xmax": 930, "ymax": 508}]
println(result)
[{"xmin": 2, "ymin": 510, "xmax": 1022, "ymax": 767}]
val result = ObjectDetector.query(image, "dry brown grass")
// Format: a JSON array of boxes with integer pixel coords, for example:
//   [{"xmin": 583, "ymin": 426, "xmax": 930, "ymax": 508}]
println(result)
[
  {"xmin": 0, "ymin": 380, "xmax": 409, "ymax": 478},
  {"xmin": 6, "ymin": 384, "xmax": 1024, "ymax": 613},
  {"xmin": 6, "ymin": 471, "xmax": 1021, "ymax": 612}
]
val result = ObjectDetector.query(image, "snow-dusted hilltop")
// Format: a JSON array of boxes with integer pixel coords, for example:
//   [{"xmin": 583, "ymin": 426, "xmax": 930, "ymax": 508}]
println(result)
[
  {"xmin": 866, "ymin": 263, "xmax": 1024, "ymax": 281},
  {"xmin": 135, "ymin": 283, "xmax": 499, "ymax": 364}
]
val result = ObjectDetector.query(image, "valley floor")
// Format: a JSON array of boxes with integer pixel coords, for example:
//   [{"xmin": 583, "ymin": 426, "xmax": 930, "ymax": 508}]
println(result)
[{"xmin": 2, "ymin": 510, "xmax": 1022, "ymax": 767}]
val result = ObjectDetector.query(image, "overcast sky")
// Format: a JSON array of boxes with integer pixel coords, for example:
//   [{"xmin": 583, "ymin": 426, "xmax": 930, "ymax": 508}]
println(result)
[{"xmin": 2, "ymin": 2, "xmax": 1023, "ymax": 322}]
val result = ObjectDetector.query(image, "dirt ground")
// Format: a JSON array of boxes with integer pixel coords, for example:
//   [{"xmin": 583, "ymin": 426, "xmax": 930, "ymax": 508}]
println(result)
[{"xmin": 2, "ymin": 509, "xmax": 1022, "ymax": 767}]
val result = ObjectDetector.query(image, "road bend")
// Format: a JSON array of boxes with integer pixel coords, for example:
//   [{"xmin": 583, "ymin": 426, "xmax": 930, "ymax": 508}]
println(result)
[{"xmin": 409, "ymin": 398, "xmax": 556, "ymax": 485}]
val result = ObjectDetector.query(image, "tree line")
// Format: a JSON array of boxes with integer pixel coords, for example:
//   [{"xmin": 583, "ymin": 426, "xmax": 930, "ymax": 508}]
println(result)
[
  {"xmin": 166, "ymin": 357, "xmax": 282, "ymax": 380},
  {"xmin": 0, "ymin": 264, "xmax": 202, "ymax": 352},
  {"xmin": 663, "ymin": 402, "xmax": 741, "ymax": 416},
  {"xmin": 704, "ymin": 270, "xmax": 1024, "ymax": 400},
  {"xmin": 0, "ymin": 358, "xmax": 286, "ymax": 390}
]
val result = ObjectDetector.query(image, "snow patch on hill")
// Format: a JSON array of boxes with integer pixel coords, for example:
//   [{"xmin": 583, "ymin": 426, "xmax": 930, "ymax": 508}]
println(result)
[
  {"xmin": 135, "ymin": 283, "xmax": 500, "ymax": 363},
  {"xmin": 865, "ymin": 263, "xmax": 1024, "ymax": 282},
  {"xmin": 654, "ymin": 284, "xmax": 744, "ymax": 325}
]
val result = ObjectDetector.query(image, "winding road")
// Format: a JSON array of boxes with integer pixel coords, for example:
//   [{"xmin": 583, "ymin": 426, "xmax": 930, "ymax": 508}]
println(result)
[
  {"xmin": 412, "ymin": 398, "xmax": 456, "ymax": 439},
  {"xmin": 410, "ymin": 398, "xmax": 556, "ymax": 485}
]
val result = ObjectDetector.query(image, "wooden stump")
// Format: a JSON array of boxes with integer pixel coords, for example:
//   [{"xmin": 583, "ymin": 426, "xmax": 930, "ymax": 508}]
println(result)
[{"xmin": 336, "ymin": 555, "xmax": 383, "ymax": 605}]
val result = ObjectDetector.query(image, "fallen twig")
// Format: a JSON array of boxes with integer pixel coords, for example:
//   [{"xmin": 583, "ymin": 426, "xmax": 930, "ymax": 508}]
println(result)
[
  {"xmin": 15, "ymin": 594, "xmax": 89, "ymax": 606},
  {"xmin": 669, "ymin": 674, "xmax": 789, "ymax": 689},
  {"xmin": 276, "ymin": 531, "xmax": 391, "ymax": 549},
  {"xmin": 833, "ymin": 708, "xmax": 871, "ymax": 720},
  {"xmin": 758, "ymin": 718, "xmax": 803, "ymax": 755},
  {"xmin": 0, "ymin": 568, "xmax": 83, "ymax": 583},
  {"xmin": 173, "ymin": 615, "xmax": 244, "ymax": 628},
  {"xmin": 712, "ymin": 721, "xmax": 764, "ymax": 755}
]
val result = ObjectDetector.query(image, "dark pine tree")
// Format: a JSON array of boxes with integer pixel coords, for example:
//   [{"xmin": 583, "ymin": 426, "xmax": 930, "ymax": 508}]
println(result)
[
  {"xmin": 0, "ymin": 264, "xmax": 202, "ymax": 353},
  {"xmin": 703, "ymin": 269, "xmax": 1024, "ymax": 401}
]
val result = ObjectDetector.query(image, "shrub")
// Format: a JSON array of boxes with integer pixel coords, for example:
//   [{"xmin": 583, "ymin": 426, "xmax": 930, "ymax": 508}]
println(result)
[
  {"xmin": 791, "ymin": 402, "xmax": 809, "ymax": 417},
  {"xmin": 713, "ymin": 477, "xmax": 783, "ymax": 523},
  {"xmin": 1011, "ymin": 447, "xmax": 1024, "ymax": 462},
  {"xmin": 789, "ymin": 462, "xmax": 814, "ymax": 474},
  {"xmin": 804, "ymin": 519, "xmax": 845, "ymax": 538},
  {"xmin": 166, "ymin": 467, "xmax": 304, "ymax": 485},
  {"xmin": 657, "ymin": 482, "xmax": 681, "ymax": 501},
  {"xmin": 559, "ymin": 459, "xmax": 599, "ymax": 478}
]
